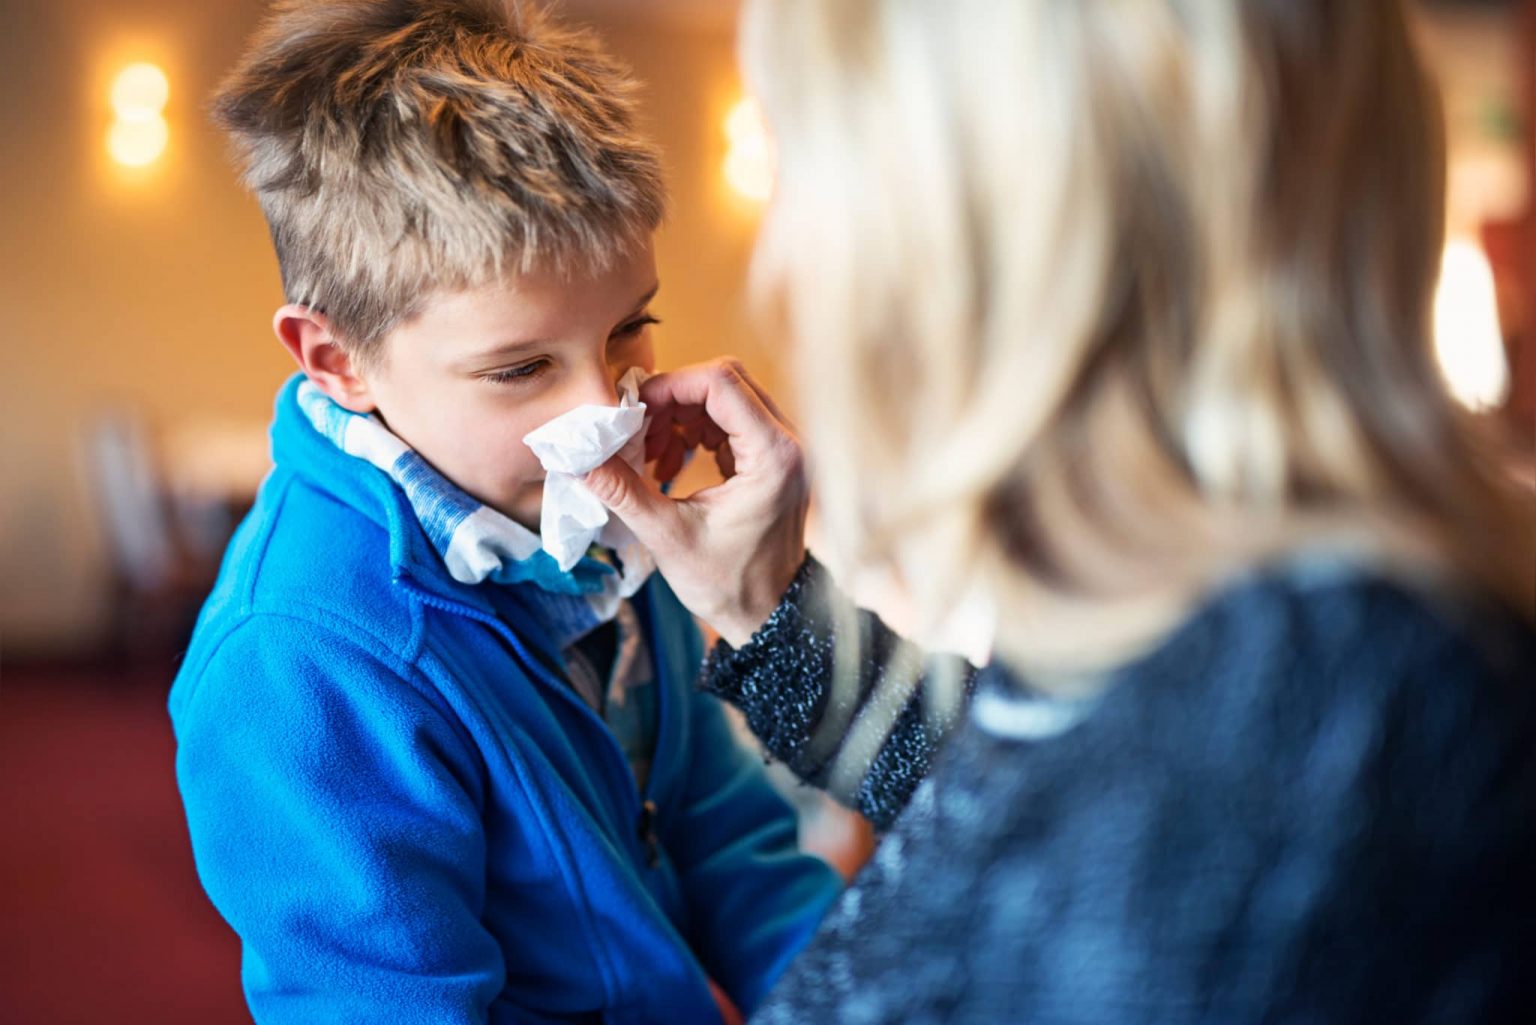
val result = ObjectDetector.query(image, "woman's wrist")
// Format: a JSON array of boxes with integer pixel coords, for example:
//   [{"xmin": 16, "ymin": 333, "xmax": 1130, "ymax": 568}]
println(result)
[
  {"xmin": 708, "ymin": 551, "xmax": 816, "ymax": 650},
  {"xmin": 711, "ymin": 544, "xmax": 810, "ymax": 649}
]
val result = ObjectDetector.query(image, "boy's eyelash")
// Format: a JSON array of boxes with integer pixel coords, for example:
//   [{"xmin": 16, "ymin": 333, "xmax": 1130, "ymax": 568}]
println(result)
[
  {"xmin": 614, "ymin": 314, "xmax": 661, "ymax": 337},
  {"xmin": 482, "ymin": 359, "xmax": 550, "ymax": 385}
]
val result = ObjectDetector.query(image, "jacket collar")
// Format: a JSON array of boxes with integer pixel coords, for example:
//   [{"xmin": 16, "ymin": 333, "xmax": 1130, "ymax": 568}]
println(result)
[{"xmin": 269, "ymin": 373, "xmax": 501, "ymax": 615}]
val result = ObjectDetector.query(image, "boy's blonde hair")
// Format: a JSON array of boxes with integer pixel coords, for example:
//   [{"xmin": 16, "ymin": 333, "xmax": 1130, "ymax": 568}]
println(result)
[
  {"xmin": 746, "ymin": 0, "xmax": 1535, "ymax": 680},
  {"xmin": 213, "ymin": 0, "xmax": 665, "ymax": 357}
]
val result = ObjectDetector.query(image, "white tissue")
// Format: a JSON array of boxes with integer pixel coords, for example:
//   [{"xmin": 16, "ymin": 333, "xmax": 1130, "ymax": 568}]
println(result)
[{"xmin": 522, "ymin": 367, "xmax": 655, "ymax": 593}]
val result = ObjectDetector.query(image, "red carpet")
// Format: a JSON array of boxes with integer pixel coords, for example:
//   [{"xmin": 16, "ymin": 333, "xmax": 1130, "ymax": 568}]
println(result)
[{"xmin": 0, "ymin": 667, "xmax": 249, "ymax": 1024}]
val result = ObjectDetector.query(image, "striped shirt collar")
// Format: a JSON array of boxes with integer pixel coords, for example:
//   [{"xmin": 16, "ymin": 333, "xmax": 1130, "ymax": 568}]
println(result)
[{"xmin": 294, "ymin": 378, "xmax": 637, "ymax": 628}]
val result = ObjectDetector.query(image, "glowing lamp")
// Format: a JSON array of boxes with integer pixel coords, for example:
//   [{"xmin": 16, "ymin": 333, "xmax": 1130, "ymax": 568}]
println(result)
[
  {"xmin": 107, "ymin": 61, "xmax": 170, "ymax": 168},
  {"xmin": 107, "ymin": 115, "xmax": 170, "ymax": 168},
  {"xmin": 723, "ymin": 97, "xmax": 773, "ymax": 203},
  {"xmin": 110, "ymin": 62, "xmax": 170, "ymax": 118}
]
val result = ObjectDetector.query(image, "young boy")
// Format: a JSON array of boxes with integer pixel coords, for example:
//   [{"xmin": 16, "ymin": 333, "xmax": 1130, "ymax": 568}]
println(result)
[{"xmin": 168, "ymin": 2, "xmax": 841, "ymax": 1023}]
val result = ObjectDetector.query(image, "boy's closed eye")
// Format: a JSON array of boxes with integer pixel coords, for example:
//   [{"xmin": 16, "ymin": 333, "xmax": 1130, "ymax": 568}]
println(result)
[
  {"xmin": 478, "ymin": 314, "xmax": 661, "ymax": 388},
  {"xmin": 614, "ymin": 313, "xmax": 661, "ymax": 339},
  {"xmin": 482, "ymin": 359, "xmax": 552, "ymax": 385}
]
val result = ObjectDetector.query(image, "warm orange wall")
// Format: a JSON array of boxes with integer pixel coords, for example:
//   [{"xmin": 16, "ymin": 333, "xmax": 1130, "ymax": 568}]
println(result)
[
  {"xmin": 0, "ymin": 2, "xmax": 758, "ymax": 655},
  {"xmin": 1, "ymin": 1, "xmax": 282, "ymax": 652},
  {"xmin": 595, "ymin": 13, "xmax": 785, "ymax": 396}
]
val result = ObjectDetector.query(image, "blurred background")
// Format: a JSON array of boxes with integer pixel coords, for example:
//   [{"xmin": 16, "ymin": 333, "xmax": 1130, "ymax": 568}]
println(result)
[{"xmin": 0, "ymin": 0, "xmax": 1530, "ymax": 1021}]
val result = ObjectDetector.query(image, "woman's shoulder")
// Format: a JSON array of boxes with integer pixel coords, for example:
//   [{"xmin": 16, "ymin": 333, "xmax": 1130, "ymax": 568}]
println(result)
[
  {"xmin": 964, "ymin": 558, "xmax": 1536, "ymax": 844},
  {"xmin": 758, "ymin": 564, "xmax": 1536, "ymax": 1025},
  {"xmin": 985, "ymin": 559, "xmax": 1534, "ymax": 745},
  {"xmin": 1204, "ymin": 556, "xmax": 1532, "ymax": 669},
  {"xmin": 1165, "ymin": 558, "xmax": 1535, "ymax": 724},
  {"xmin": 922, "ymin": 566, "xmax": 1536, "ymax": 1017}
]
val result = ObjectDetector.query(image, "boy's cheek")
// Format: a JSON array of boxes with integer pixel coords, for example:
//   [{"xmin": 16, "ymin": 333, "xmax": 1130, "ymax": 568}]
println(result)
[
  {"xmin": 459, "ymin": 452, "xmax": 545, "ymax": 525},
  {"xmin": 491, "ymin": 442, "xmax": 547, "ymax": 490},
  {"xmin": 432, "ymin": 427, "xmax": 543, "ymax": 502}
]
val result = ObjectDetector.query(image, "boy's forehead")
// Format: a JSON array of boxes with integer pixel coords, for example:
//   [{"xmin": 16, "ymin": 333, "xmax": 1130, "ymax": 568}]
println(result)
[{"xmin": 408, "ymin": 247, "xmax": 660, "ymax": 355}]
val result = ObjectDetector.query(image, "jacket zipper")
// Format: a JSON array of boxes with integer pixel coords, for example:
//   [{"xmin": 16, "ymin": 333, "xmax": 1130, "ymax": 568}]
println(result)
[
  {"xmin": 633, "ymin": 583, "xmax": 676, "ymax": 868},
  {"xmin": 401, "ymin": 578, "xmax": 671, "ymax": 873}
]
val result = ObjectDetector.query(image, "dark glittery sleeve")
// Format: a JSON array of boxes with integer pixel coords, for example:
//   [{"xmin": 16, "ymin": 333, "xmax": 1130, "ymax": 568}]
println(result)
[{"xmin": 701, "ymin": 556, "xmax": 981, "ymax": 830}]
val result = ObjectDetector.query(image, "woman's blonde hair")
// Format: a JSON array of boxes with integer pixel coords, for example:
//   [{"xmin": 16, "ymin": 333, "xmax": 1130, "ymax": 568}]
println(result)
[{"xmin": 745, "ymin": 0, "xmax": 1534, "ymax": 679}]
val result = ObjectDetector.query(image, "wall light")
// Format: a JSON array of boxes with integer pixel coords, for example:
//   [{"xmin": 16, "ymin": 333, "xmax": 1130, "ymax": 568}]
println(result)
[
  {"xmin": 723, "ymin": 97, "xmax": 773, "ymax": 203},
  {"xmin": 110, "ymin": 62, "xmax": 169, "ymax": 117},
  {"xmin": 107, "ymin": 62, "xmax": 169, "ymax": 168},
  {"xmin": 108, "ymin": 116, "xmax": 170, "ymax": 168},
  {"xmin": 1433, "ymin": 237, "xmax": 1510, "ymax": 411}
]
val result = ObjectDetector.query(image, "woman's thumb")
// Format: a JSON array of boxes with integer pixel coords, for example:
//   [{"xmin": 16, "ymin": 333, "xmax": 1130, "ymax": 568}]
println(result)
[{"xmin": 582, "ymin": 456, "xmax": 676, "ymax": 548}]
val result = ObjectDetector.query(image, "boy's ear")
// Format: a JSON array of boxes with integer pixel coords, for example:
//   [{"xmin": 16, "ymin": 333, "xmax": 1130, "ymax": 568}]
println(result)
[{"xmin": 272, "ymin": 304, "xmax": 377, "ymax": 413}]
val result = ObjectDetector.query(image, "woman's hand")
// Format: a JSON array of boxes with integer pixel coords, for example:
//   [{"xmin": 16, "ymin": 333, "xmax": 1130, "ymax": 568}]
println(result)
[{"xmin": 582, "ymin": 359, "xmax": 808, "ymax": 648}]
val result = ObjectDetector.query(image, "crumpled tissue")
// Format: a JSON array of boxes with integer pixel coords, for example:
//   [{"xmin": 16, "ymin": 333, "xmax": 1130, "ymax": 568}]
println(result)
[{"xmin": 522, "ymin": 367, "xmax": 655, "ymax": 595}]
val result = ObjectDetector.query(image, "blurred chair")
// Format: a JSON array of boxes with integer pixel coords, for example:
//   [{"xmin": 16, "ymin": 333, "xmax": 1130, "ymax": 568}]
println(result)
[{"xmin": 86, "ymin": 411, "xmax": 244, "ymax": 666}]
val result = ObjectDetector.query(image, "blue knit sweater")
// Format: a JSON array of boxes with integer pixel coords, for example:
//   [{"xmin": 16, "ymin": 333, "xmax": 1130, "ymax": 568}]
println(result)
[
  {"xmin": 705, "ymin": 556, "xmax": 1536, "ymax": 1023},
  {"xmin": 169, "ymin": 379, "xmax": 841, "ymax": 1025}
]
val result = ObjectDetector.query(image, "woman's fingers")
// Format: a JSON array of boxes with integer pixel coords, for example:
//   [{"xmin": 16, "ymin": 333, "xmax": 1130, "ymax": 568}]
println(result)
[
  {"xmin": 639, "ymin": 360, "xmax": 786, "ymax": 443},
  {"xmin": 680, "ymin": 415, "xmax": 706, "ymax": 451},
  {"xmin": 583, "ymin": 456, "xmax": 691, "ymax": 560},
  {"xmin": 641, "ymin": 359, "xmax": 781, "ymax": 487},
  {"xmin": 732, "ymin": 365, "xmax": 796, "ymax": 432},
  {"xmin": 654, "ymin": 433, "xmax": 688, "ymax": 485},
  {"xmin": 644, "ymin": 415, "xmax": 673, "ymax": 462},
  {"xmin": 648, "ymin": 423, "xmax": 734, "ymax": 485},
  {"xmin": 591, "ymin": 358, "xmax": 809, "ymax": 646}
]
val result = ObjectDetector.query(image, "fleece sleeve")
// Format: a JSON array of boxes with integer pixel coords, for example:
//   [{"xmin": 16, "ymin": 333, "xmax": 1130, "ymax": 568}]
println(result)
[
  {"xmin": 172, "ymin": 615, "xmax": 505, "ymax": 1025},
  {"xmin": 658, "ymin": 683, "xmax": 844, "ymax": 1018}
]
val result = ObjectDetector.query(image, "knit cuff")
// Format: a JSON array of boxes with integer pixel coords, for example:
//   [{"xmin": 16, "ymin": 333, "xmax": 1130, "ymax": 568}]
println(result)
[{"xmin": 702, "ymin": 554, "xmax": 829, "ymax": 699}]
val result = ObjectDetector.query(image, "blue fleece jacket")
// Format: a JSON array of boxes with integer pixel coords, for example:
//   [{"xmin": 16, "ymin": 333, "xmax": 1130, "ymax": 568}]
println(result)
[{"xmin": 169, "ymin": 376, "xmax": 841, "ymax": 1025}]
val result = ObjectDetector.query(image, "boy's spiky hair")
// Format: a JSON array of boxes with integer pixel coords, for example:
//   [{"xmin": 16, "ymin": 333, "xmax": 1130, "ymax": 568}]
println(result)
[{"xmin": 212, "ymin": 0, "xmax": 666, "ymax": 356}]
